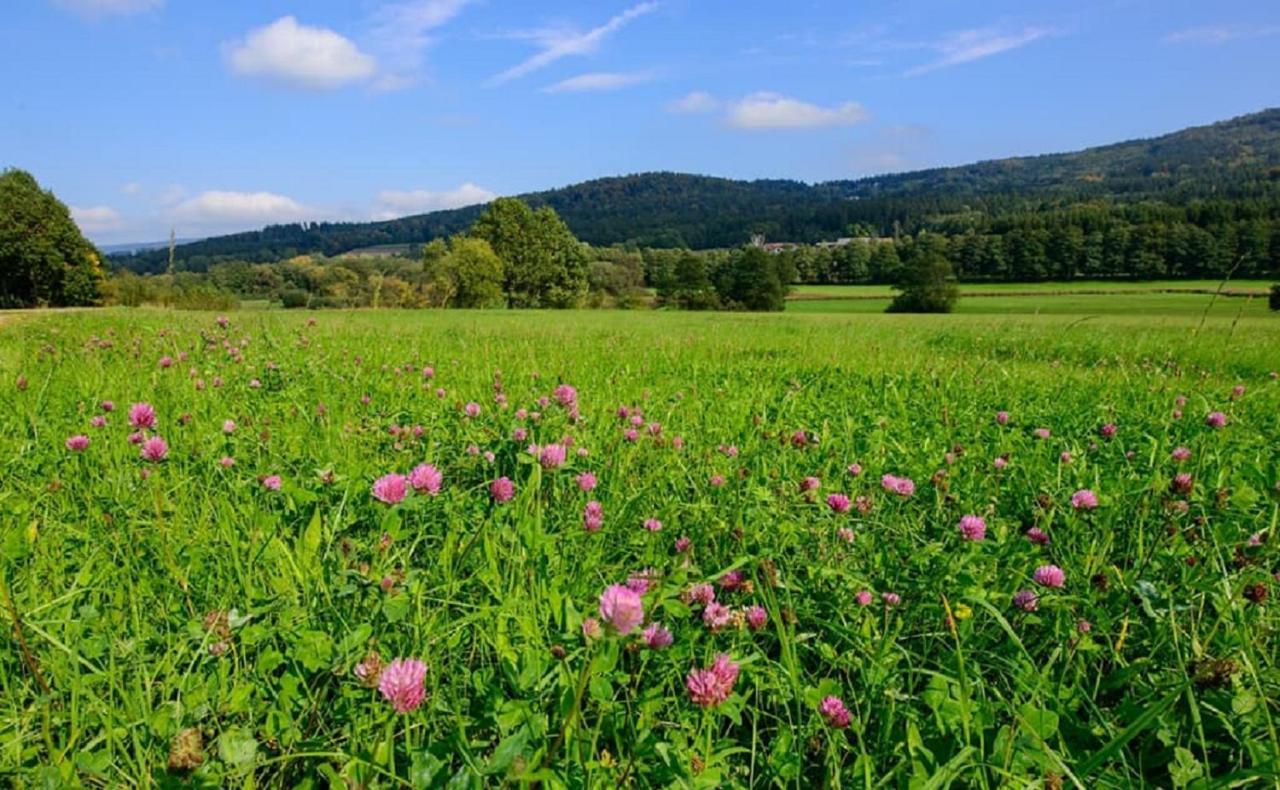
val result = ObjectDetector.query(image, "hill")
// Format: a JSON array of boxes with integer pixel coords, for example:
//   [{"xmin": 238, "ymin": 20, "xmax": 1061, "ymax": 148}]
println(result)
[{"xmin": 111, "ymin": 109, "xmax": 1280, "ymax": 273}]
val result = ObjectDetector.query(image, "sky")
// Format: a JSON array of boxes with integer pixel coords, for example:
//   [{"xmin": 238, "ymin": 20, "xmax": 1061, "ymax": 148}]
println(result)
[{"xmin": 3, "ymin": 0, "xmax": 1279, "ymax": 245}]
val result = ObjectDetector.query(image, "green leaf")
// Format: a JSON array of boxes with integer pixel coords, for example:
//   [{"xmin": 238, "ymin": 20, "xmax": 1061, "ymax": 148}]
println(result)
[{"xmin": 218, "ymin": 727, "xmax": 258, "ymax": 771}]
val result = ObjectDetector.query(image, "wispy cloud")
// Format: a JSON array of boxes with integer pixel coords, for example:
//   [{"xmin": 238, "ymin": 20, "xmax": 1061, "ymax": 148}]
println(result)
[
  {"xmin": 71, "ymin": 206, "xmax": 124, "ymax": 234},
  {"xmin": 904, "ymin": 26, "xmax": 1049, "ymax": 77},
  {"xmin": 726, "ymin": 92, "xmax": 869, "ymax": 130},
  {"xmin": 224, "ymin": 16, "xmax": 377, "ymax": 91},
  {"xmin": 368, "ymin": 0, "xmax": 474, "ymax": 91},
  {"xmin": 487, "ymin": 2, "xmax": 659, "ymax": 86},
  {"xmin": 666, "ymin": 91, "xmax": 718, "ymax": 114},
  {"xmin": 542, "ymin": 71, "xmax": 653, "ymax": 93},
  {"xmin": 1164, "ymin": 24, "xmax": 1280, "ymax": 44},
  {"xmin": 373, "ymin": 184, "xmax": 497, "ymax": 220}
]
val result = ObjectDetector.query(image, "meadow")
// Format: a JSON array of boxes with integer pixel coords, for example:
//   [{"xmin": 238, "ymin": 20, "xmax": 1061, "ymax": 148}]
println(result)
[{"xmin": 1, "ymin": 302, "xmax": 1278, "ymax": 787}]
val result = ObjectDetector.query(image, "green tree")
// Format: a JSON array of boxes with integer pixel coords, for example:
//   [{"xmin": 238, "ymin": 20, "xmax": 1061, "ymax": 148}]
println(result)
[
  {"xmin": 887, "ymin": 234, "xmax": 959, "ymax": 313},
  {"xmin": 471, "ymin": 198, "xmax": 588, "ymax": 308},
  {"xmin": 669, "ymin": 252, "xmax": 719, "ymax": 310},
  {"xmin": 0, "ymin": 169, "xmax": 104, "ymax": 307},
  {"xmin": 424, "ymin": 236, "xmax": 506, "ymax": 308},
  {"xmin": 714, "ymin": 246, "xmax": 790, "ymax": 311}
]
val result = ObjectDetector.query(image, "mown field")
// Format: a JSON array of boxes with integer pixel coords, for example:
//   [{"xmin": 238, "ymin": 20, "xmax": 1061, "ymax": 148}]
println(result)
[
  {"xmin": 787, "ymin": 281, "xmax": 1275, "ymax": 317},
  {"xmin": 1, "ymin": 304, "xmax": 1278, "ymax": 787}
]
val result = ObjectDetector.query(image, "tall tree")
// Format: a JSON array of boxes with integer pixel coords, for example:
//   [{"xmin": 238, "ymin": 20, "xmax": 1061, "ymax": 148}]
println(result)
[
  {"xmin": 0, "ymin": 169, "xmax": 104, "ymax": 307},
  {"xmin": 887, "ymin": 234, "xmax": 959, "ymax": 313},
  {"xmin": 471, "ymin": 198, "xmax": 588, "ymax": 308}
]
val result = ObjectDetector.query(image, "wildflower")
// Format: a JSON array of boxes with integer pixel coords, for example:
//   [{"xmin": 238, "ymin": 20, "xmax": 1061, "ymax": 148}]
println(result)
[
  {"xmin": 1033, "ymin": 565, "xmax": 1066, "ymax": 588},
  {"xmin": 643, "ymin": 518, "xmax": 663, "ymax": 532},
  {"xmin": 1025, "ymin": 527, "xmax": 1051, "ymax": 545},
  {"xmin": 881, "ymin": 474, "xmax": 915, "ymax": 497},
  {"xmin": 847, "ymin": 462, "xmax": 862, "ymax": 477},
  {"xmin": 854, "ymin": 590, "xmax": 873, "ymax": 606},
  {"xmin": 996, "ymin": 410, "xmax": 1010, "ymax": 425},
  {"xmin": 1231, "ymin": 385, "xmax": 1245, "ymax": 400},
  {"xmin": 1034, "ymin": 427, "xmax": 1051, "ymax": 440},
  {"xmin": 1099, "ymin": 423, "xmax": 1117, "ymax": 438},
  {"xmin": 1171, "ymin": 473, "xmax": 1193, "ymax": 495},
  {"xmin": 745, "ymin": 605, "xmax": 768, "ymax": 630},
  {"xmin": 800, "ymin": 476, "xmax": 820, "ymax": 492},
  {"xmin": 837, "ymin": 526, "xmax": 855, "ymax": 543},
  {"xmin": 672, "ymin": 436, "xmax": 685, "ymax": 450},
  {"xmin": 642, "ymin": 623, "xmax": 673, "ymax": 649},
  {"xmin": 583, "ymin": 500, "xmax": 604, "ymax": 532},
  {"xmin": 378, "ymin": 658, "xmax": 427, "ymax": 713},
  {"xmin": 216, "ymin": 315, "xmax": 229, "ymax": 328},
  {"xmin": 553, "ymin": 384, "xmax": 577, "ymax": 406},
  {"xmin": 599, "ymin": 584, "xmax": 644, "ymax": 636},
  {"xmin": 490, "ymin": 476, "xmax": 515, "ymax": 503},
  {"xmin": 249, "ymin": 379, "xmax": 261, "ymax": 389},
  {"xmin": 65, "ymin": 435, "xmax": 90, "ymax": 452},
  {"xmin": 1070, "ymin": 489, "xmax": 1098, "ymax": 510},
  {"xmin": 409, "ymin": 464, "xmax": 443, "ymax": 495},
  {"xmin": 222, "ymin": 419, "xmax": 236, "ymax": 434},
  {"xmin": 958, "ymin": 514, "xmax": 987, "ymax": 542},
  {"xmin": 1205, "ymin": 411, "xmax": 1227, "ymax": 429},
  {"xmin": 261, "ymin": 475, "xmax": 282, "ymax": 491},
  {"xmin": 539, "ymin": 444, "xmax": 567, "ymax": 469},
  {"xmin": 993, "ymin": 456, "xmax": 1009, "ymax": 470},
  {"xmin": 820, "ymin": 696, "xmax": 851, "ymax": 729},
  {"xmin": 719, "ymin": 444, "xmax": 738, "ymax": 458},
  {"xmin": 1013, "ymin": 589, "xmax": 1039, "ymax": 612},
  {"xmin": 626, "ymin": 569, "xmax": 657, "ymax": 594},
  {"xmin": 686, "ymin": 654, "xmax": 739, "ymax": 708},
  {"xmin": 1060, "ymin": 452, "xmax": 1073, "ymax": 464},
  {"xmin": 688, "ymin": 583, "xmax": 715, "ymax": 605},
  {"xmin": 1076, "ymin": 619, "xmax": 1092, "ymax": 633},
  {"xmin": 827, "ymin": 493, "xmax": 852, "ymax": 513},
  {"xmin": 623, "ymin": 429, "xmax": 639, "ymax": 443},
  {"xmin": 1171, "ymin": 446, "xmax": 1192, "ymax": 462},
  {"xmin": 581, "ymin": 617, "xmax": 603, "ymax": 640},
  {"xmin": 720, "ymin": 570, "xmax": 745, "ymax": 591},
  {"xmin": 709, "ymin": 474, "xmax": 726, "ymax": 487},
  {"xmin": 703, "ymin": 602, "xmax": 733, "ymax": 631},
  {"xmin": 158, "ymin": 356, "xmax": 173, "ymax": 369},
  {"xmin": 100, "ymin": 400, "xmax": 115, "ymax": 412},
  {"xmin": 129, "ymin": 402, "xmax": 157, "ymax": 430},
  {"xmin": 219, "ymin": 456, "xmax": 235, "ymax": 468},
  {"xmin": 128, "ymin": 431, "xmax": 145, "ymax": 445},
  {"xmin": 464, "ymin": 402, "xmax": 481, "ymax": 418},
  {"xmin": 575, "ymin": 471, "xmax": 597, "ymax": 491},
  {"xmin": 140, "ymin": 436, "xmax": 168, "ymax": 462},
  {"xmin": 881, "ymin": 592, "xmax": 901, "ymax": 607},
  {"xmin": 674, "ymin": 536, "xmax": 692, "ymax": 553},
  {"xmin": 372, "ymin": 473, "xmax": 408, "ymax": 505}
]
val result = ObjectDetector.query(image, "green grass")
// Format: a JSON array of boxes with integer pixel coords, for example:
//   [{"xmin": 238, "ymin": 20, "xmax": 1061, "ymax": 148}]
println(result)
[
  {"xmin": 787, "ymin": 289, "xmax": 1276, "ymax": 317},
  {"xmin": 1, "ymin": 307, "xmax": 1278, "ymax": 787}
]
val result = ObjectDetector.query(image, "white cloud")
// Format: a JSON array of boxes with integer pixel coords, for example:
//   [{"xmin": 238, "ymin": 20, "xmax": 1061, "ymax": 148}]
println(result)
[
  {"xmin": 120, "ymin": 181, "xmax": 143, "ymax": 196},
  {"xmin": 905, "ymin": 27, "xmax": 1049, "ymax": 76},
  {"xmin": 52, "ymin": 0, "xmax": 162, "ymax": 16},
  {"xmin": 726, "ymin": 92, "xmax": 869, "ymax": 130},
  {"xmin": 225, "ymin": 16, "xmax": 377, "ymax": 90},
  {"xmin": 666, "ymin": 90, "xmax": 717, "ymax": 114},
  {"xmin": 487, "ymin": 2, "xmax": 658, "ymax": 86},
  {"xmin": 373, "ymin": 183, "xmax": 497, "ymax": 220},
  {"xmin": 543, "ymin": 71, "xmax": 652, "ymax": 93},
  {"xmin": 1164, "ymin": 25, "xmax": 1280, "ymax": 44},
  {"xmin": 168, "ymin": 191, "xmax": 315, "ymax": 231},
  {"xmin": 71, "ymin": 206, "xmax": 123, "ymax": 233},
  {"xmin": 369, "ymin": 0, "xmax": 474, "ymax": 91}
]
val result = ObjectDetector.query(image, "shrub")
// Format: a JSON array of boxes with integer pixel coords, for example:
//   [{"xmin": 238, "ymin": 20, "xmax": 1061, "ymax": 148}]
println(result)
[
  {"xmin": 1270, "ymin": 284, "xmax": 1280, "ymax": 311},
  {"xmin": 279, "ymin": 289, "xmax": 310, "ymax": 309}
]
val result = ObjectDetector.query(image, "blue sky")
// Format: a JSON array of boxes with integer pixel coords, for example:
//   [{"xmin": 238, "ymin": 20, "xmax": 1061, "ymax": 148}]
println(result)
[{"xmin": 4, "ymin": 0, "xmax": 1279, "ymax": 244}]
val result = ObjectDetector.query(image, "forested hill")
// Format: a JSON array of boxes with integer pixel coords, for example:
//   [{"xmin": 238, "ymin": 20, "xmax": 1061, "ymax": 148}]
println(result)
[{"xmin": 112, "ymin": 108, "xmax": 1280, "ymax": 273}]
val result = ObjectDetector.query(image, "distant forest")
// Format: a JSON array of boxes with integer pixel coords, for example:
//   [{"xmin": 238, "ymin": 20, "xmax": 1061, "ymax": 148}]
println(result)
[{"xmin": 110, "ymin": 109, "xmax": 1280, "ymax": 282}]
